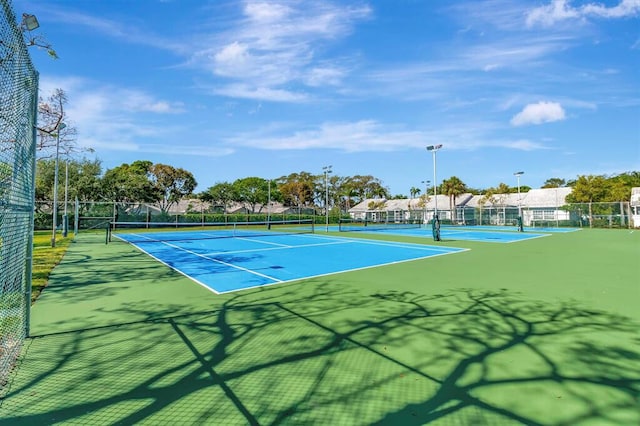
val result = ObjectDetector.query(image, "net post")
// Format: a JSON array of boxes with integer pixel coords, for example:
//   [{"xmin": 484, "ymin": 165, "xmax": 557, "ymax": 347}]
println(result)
[{"xmin": 106, "ymin": 222, "xmax": 111, "ymax": 244}]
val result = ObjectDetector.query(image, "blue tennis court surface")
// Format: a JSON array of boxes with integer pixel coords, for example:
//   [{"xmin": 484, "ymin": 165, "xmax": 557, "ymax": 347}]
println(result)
[
  {"xmin": 333, "ymin": 225, "xmax": 551, "ymax": 242},
  {"xmin": 114, "ymin": 232, "xmax": 467, "ymax": 293},
  {"xmin": 443, "ymin": 225, "xmax": 581, "ymax": 233}
]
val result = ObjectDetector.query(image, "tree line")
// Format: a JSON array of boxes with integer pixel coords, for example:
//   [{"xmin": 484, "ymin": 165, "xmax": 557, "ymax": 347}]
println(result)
[
  {"xmin": 28, "ymin": 88, "xmax": 640, "ymax": 216},
  {"xmin": 34, "ymin": 155, "xmax": 640, "ymax": 216},
  {"xmin": 35, "ymin": 158, "xmax": 389, "ymax": 214}
]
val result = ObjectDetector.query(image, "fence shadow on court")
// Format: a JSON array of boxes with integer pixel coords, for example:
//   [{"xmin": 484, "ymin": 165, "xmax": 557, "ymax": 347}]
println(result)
[{"xmin": 2, "ymin": 283, "xmax": 639, "ymax": 425}]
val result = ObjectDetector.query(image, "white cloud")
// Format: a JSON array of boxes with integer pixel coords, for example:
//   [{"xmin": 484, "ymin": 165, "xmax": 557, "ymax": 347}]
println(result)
[
  {"xmin": 120, "ymin": 91, "xmax": 185, "ymax": 114},
  {"xmin": 526, "ymin": 0, "xmax": 640, "ymax": 27},
  {"xmin": 226, "ymin": 119, "xmax": 552, "ymax": 153},
  {"xmin": 39, "ymin": 77, "xmax": 191, "ymax": 155},
  {"xmin": 46, "ymin": 8, "xmax": 186, "ymax": 54},
  {"xmin": 214, "ymin": 84, "xmax": 308, "ymax": 102},
  {"xmin": 581, "ymin": 0, "xmax": 640, "ymax": 18},
  {"xmin": 500, "ymin": 139, "xmax": 549, "ymax": 151},
  {"xmin": 199, "ymin": 1, "xmax": 371, "ymax": 101},
  {"xmin": 511, "ymin": 102, "xmax": 566, "ymax": 126},
  {"xmin": 213, "ymin": 42, "xmax": 251, "ymax": 77},
  {"xmin": 228, "ymin": 120, "xmax": 424, "ymax": 152},
  {"xmin": 244, "ymin": 2, "xmax": 292, "ymax": 23},
  {"xmin": 304, "ymin": 66, "xmax": 345, "ymax": 87}
]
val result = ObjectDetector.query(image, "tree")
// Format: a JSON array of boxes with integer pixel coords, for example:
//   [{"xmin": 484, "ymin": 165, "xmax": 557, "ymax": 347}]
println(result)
[
  {"xmin": 605, "ymin": 179, "xmax": 631, "ymax": 203},
  {"xmin": 278, "ymin": 172, "xmax": 315, "ymax": 211},
  {"xmin": 72, "ymin": 158, "xmax": 104, "ymax": 203},
  {"xmin": 479, "ymin": 183, "xmax": 512, "ymax": 225},
  {"xmin": 35, "ymin": 158, "xmax": 102, "ymax": 209},
  {"xmin": 201, "ymin": 182, "xmax": 237, "ymax": 214},
  {"xmin": 566, "ymin": 175, "xmax": 608, "ymax": 227},
  {"xmin": 149, "ymin": 164, "xmax": 197, "ymax": 213},
  {"xmin": 232, "ymin": 177, "xmax": 269, "ymax": 214},
  {"xmin": 408, "ymin": 186, "xmax": 421, "ymax": 210},
  {"xmin": 605, "ymin": 172, "xmax": 640, "ymax": 202},
  {"xmin": 349, "ymin": 175, "xmax": 389, "ymax": 200},
  {"xmin": 337, "ymin": 176, "xmax": 358, "ymax": 213},
  {"xmin": 101, "ymin": 160, "xmax": 158, "ymax": 205},
  {"xmin": 36, "ymin": 89, "xmax": 78, "ymax": 158},
  {"xmin": 612, "ymin": 171, "xmax": 640, "ymax": 189},
  {"xmin": 542, "ymin": 178, "xmax": 566, "ymax": 188},
  {"xmin": 440, "ymin": 176, "xmax": 467, "ymax": 222}
]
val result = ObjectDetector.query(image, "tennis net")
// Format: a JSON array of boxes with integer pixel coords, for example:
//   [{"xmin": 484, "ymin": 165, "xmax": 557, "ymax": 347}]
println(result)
[
  {"xmin": 338, "ymin": 218, "xmax": 422, "ymax": 232},
  {"xmin": 108, "ymin": 219, "xmax": 315, "ymax": 243}
]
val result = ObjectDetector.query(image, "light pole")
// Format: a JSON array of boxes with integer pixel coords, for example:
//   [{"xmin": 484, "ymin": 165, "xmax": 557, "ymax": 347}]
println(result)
[
  {"xmin": 421, "ymin": 180, "xmax": 430, "ymax": 224},
  {"xmin": 51, "ymin": 122, "xmax": 66, "ymax": 247},
  {"xmin": 63, "ymin": 159, "xmax": 69, "ymax": 237},
  {"xmin": 267, "ymin": 179, "xmax": 271, "ymax": 224},
  {"xmin": 426, "ymin": 144, "xmax": 442, "ymax": 220},
  {"xmin": 323, "ymin": 165, "xmax": 332, "ymax": 232},
  {"xmin": 514, "ymin": 171, "xmax": 524, "ymax": 231}
]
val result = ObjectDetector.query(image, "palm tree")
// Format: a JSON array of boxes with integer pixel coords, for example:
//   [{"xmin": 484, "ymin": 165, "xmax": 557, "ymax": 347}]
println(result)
[
  {"xmin": 409, "ymin": 186, "xmax": 421, "ymax": 211},
  {"xmin": 440, "ymin": 176, "xmax": 467, "ymax": 223}
]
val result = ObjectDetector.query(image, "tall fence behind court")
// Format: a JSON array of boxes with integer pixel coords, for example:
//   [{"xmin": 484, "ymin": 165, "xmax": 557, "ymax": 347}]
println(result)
[{"xmin": 0, "ymin": 0, "xmax": 38, "ymax": 387}]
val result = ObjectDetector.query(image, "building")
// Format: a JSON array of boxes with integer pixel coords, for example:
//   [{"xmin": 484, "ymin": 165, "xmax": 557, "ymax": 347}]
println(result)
[
  {"xmin": 348, "ymin": 188, "xmax": 573, "ymax": 226},
  {"xmin": 631, "ymin": 187, "xmax": 640, "ymax": 228}
]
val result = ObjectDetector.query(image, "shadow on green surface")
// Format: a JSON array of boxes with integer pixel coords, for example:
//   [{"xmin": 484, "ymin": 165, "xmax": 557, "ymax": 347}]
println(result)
[{"xmin": 2, "ymin": 285, "xmax": 639, "ymax": 425}]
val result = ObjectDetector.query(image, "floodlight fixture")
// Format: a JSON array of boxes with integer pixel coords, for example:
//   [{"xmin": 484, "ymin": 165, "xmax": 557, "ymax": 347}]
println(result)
[{"xmin": 22, "ymin": 13, "xmax": 40, "ymax": 31}]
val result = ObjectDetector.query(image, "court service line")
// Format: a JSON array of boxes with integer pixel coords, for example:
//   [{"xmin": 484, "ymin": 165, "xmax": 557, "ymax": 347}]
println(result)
[
  {"xmin": 303, "ymin": 233, "xmax": 464, "ymax": 253},
  {"xmin": 202, "ymin": 240, "xmax": 355, "ymax": 257},
  {"xmin": 121, "ymin": 237, "xmax": 284, "ymax": 284},
  {"xmin": 112, "ymin": 235, "xmax": 223, "ymax": 294},
  {"xmin": 234, "ymin": 237, "xmax": 292, "ymax": 247},
  {"xmin": 215, "ymin": 246, "xmax": 471, "ymax": 295}
]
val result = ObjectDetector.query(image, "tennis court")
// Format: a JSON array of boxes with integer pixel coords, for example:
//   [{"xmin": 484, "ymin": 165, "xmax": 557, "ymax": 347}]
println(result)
[
  {"xmin": 112, "ymin": 225, "xmax": 467, "ymax": 293},
  {"xmin": 443, "ymin": 225, "xmax": 581, "ymax": 233},
  {"xmin": 336, "ymin": 223, "xmax": 551, "ymax": 243},
  {"xmin": 2, "ymin": 228, "xmax": 638, "ymax": 425}
]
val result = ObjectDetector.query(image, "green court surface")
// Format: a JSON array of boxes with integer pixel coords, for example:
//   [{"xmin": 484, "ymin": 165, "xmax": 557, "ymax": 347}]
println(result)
[{"xmin": 1, "ymin": 229, "xmax": 639, "ymax": 425}]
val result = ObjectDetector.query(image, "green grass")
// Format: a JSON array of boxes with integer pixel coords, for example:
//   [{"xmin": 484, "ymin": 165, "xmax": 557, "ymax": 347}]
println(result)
[
  {"xmin": 31, "ymin": 231, "xmax": 74, "ymax": 303},
  {"xmin": 2, "ymin": 228, "xmax": 639, "ymax": 425}
]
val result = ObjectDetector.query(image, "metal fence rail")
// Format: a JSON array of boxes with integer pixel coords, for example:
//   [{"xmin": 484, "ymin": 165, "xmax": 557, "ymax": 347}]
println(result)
[{"xmin": 0, "ymin": 0, "xmax": 38, "ymax": 387}]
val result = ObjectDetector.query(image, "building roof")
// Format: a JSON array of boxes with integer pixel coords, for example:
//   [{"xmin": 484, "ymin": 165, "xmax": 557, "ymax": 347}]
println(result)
[
  {"xmin": 349, "ymin": 188, "xmax": 575, "ymax": 212},
  {"xmin": 521, "ymin": 187, "xmax": 572, "ymax": 208}
]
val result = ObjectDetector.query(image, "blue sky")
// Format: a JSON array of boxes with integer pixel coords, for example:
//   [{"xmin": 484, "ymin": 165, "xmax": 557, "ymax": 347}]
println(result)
[{"xmin": 15, "ymin": 0, "xmax": 640, "ymax": 195}]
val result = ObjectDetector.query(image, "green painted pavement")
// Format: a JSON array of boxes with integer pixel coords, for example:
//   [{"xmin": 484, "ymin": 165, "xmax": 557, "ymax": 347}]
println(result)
[{"xmin": 1, "ymin": 229, "xmax": 639, "ymax": 425}]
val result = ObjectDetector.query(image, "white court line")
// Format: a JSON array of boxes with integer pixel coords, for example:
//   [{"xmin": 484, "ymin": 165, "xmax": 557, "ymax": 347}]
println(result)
[
  {"xmin": 202, "ymin": 240, "xmax": 354, "ymax": 257},
  {"xmin": 300, "ymin": 233, "xmax": 464, "ymax": 253},
  {"xmin": 214, "ymin": 247, "xmax": 471, "ymax": 295},
  {"xmin": 114, "ymin": 231, "xmax": 468, "ymax": 295},
  {"xmin": 116, "ymin": 234, "xmax": 283, "ymax": 284},
  {"xmin": 234, "ymin": 236, "xmax": 292, "ymax": 247}
]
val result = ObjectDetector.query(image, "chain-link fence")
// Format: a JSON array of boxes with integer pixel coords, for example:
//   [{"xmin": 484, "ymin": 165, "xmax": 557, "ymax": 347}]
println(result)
[
  {"xmin": 351, "ymin": 203, "xmax": 633, "ymax": 229},
  {"xmin": 0, "ymin": 0, "xmax": 38, "ymax": 387},
  {"xmin": 34, "ymin": 200, "xmax": 324, "ymax": 233}
]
